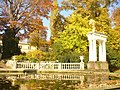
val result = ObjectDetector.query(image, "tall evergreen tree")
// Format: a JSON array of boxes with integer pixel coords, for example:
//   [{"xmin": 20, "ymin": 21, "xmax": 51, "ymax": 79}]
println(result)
[
  {"xmin": 50, "ymin": 0, "xmax": 59, "ymax": 40},
  {"xmin": 50, "ymin": 0, "xmax": 65, "ymax": 42}
]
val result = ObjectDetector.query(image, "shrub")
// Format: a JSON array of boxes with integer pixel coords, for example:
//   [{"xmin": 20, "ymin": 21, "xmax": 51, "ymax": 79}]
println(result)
[
  {"xmin": 12, "ymin": 55, "xmax": 28, "ymax": 61},
  {"xmin": 26, "ymin": 50, "xmax": 46, "ymax": 62}
]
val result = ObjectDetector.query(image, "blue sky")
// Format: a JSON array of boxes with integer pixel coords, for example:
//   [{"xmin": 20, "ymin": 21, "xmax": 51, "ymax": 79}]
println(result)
[{"xmin": 43, "ymin": 0, "xmax": 120, "ymax": 41}]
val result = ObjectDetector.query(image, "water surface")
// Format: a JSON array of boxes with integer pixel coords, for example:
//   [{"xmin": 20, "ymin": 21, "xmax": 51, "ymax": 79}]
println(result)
[{"xmin": 0, "ymin": 73, "xmax": 120, "ymax": 90}]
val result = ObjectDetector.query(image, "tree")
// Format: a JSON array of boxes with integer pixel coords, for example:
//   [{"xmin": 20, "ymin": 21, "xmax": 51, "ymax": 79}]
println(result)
[
  {"xmin": 51, "ymin": 0, "xmax": 117, "ymax": 65},
  {"xmin": 62, "ymin": 0, "xmax": 116, "ymax": 14},
  {"xmin": 26, "ymin": 50, "xmax": 46, "ymax": 62},
  {"xmin": 62, "ymin": 0, "xmax": 116, "ymax": 29},
  {"xmin": 112, "ymin": 7, "xmax": 120, "ymax": 30},
  {"xmin": 53, "ymin": 13, "xmax": 90, "ymax": 63},
  {"xmin": 50, "ymin": 0, "xmax": 59, "ymax": 39},
  {"xmin": 107, "ymin": 7, "xmax": 120, "ymax": 71},
  {"xmin": 0, "ymin": 0, "xmax": 52, "ymax": 58},
  {"xmin": 2, "ymin": 29, "xmax": 20, "ymax": 58},
  {"xmin": 106, "ymin": 29, "xmax": 120, "ymax": 71},
  {"xmin": 57, "ymin": 14, "xmax": 90, "ymax": 53},
  {"xmin": 50, "ymin": 0, "xmax": 65, "ymax": 41},
  {"xmin": 29, "ymin": 29, "xmax": 47, "ymax": 51}
]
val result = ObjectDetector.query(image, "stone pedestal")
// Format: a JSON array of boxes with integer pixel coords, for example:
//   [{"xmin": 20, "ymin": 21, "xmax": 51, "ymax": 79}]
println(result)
[
  {"xmin": 87, "ymin": 61, "xmax": 109, "ymax": 71},
  {"xmin": 80, "ymin": 62, "xmax": 84, "ymax": 70},
  {"xmin": 87, "ymin": 61, "xmax": 96, "ymax": 70},
  {"xmin": 99, "ymin": 61, "xmax": 109, "ymax": 70}
]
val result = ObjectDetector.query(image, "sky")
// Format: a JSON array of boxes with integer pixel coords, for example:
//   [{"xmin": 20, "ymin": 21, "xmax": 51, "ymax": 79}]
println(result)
[{"xmin": 43, "ymin": 0, "xmax": 120, "ymax": 41}]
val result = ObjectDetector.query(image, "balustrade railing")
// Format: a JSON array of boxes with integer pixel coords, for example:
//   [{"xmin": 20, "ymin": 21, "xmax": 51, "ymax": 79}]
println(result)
[
  {"xmin": 61, "ymin": 63, "xmax": 81, "ymax": 70},
  {"xmin": 6, "ymin": 60, "xmax": 84, "ymax": 70},
  {"xmin": 17, "ymin": 62, "xmax": 39, "ymax": 69},
  {"xmin": 39, "ymin": 63, "xmax": 81, "ymax": 70}
]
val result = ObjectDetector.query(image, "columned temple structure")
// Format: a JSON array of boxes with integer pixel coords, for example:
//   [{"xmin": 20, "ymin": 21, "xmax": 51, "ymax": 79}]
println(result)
[{"xmin": 87, "ymin": 19, "xmax": 108, "ymax": 70}]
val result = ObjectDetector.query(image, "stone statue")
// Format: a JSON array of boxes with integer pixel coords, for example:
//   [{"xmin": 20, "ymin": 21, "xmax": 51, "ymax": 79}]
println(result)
[{"xmin": 89, "ymin": 19, "xmax": 96, "ymax": 32}]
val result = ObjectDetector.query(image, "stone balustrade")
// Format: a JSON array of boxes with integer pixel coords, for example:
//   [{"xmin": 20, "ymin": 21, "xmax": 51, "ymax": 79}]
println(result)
[
  {"xmin": 7, "ymin": 61, "xmax": 84, "ymax": 70},
  {"xmin": 39, "ymin": 63, "xmax": 81, "ymax": 70},
  {"xmin": 17, "ymin": 62, "xmax": 39, "ymax": 69}
]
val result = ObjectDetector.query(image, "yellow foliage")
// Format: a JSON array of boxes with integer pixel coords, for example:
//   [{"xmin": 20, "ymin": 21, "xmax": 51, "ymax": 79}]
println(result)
[{"xmin": 26, "ymin": 50, "xmax": 46, "ymax": 61}]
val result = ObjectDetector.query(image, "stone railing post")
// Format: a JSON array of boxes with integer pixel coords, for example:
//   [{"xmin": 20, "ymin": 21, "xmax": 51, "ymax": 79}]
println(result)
[
  {"xmin": 80, "ymin": 62, "xmax": 84, "ymax": 70},
  {"xmin": 80, "ymin": 56, "xmax": 84, "ymax": 70},
  {"xmin": 58, "ymin": 63, "xmax": 61, "ymax": 70},
  {"xmin": 13, "ymin": 61, "xmax": 17, "ymax": 69},
  {"xmin": 36, "ymin": 63, "xmax": 40, "ymax": 70}
]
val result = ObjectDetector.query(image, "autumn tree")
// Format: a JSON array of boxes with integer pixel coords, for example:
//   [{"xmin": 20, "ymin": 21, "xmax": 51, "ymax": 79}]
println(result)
[
  {"xmin": 107, "ymin": 7, "xmax": 120, "ymax": 71},
  {"xmin": 60, "ymin": 0, "xmax": 120, "ymax": 70},
  {"xmin": 0, "ymin": 0, "xmax": 52, "ymax": 58},
  {"xmin": 106, "ymin": 29, "xmax": 120, "ymax": 71},
  {"xmin": 50, "ymin": 0, "xmax": 58, "ymax": 39},
  {"xmin": 112, "ymin": 7, "xmax": 120, "ymax": 30},
  {"xmin": 50, "ymin": 0, "xmax": 65, "ymax": 42},
  {"xmin": 61, "ymin": 0, "xmax": 116, "ymax": 32},
  {"xmin": 52, "ymin": 13, "xmax": 90, "ymax": 63},
  {"xmin": 51, "ymin": 0, "xmax": 117, "ymax": 64},
  {"xmin": 29, "ymin": 29, "xmax": 47, "ymax": 51}
]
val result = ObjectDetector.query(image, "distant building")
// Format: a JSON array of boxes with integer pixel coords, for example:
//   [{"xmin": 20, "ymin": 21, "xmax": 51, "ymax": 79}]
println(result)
[
  {"xmin": 0, "ymin": 40, "xmax": 37, "ymax": 53},
  {"xmin": 18, "ymin": 41, "xmax": 37, "ymax": 53},
  {"xmin": 0, "ymin": 33, "xmax": 37, "ymax": 53}
]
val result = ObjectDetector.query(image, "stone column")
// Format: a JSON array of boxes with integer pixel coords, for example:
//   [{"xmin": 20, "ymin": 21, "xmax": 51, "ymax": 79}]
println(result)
[
  {"xmin": 98, "ymin": 41, "xmax": 108, "ymax": 70},
  {"xmin": 92, "ymin": 39, "xmax": 97, "ymax": 61},
  {"xmin": 102, "ymin": 41, "xmax": 106, "ymax": 62},
  {"xmin": 89, "ymin": 39, "xmax": 97, "ymax": 61},
  {"xmin": 99, "ymin": 41, "xmax": 103, "ymax": 61},
  {"xmin": 87, "ymin": 39, "xmax": 97, "ymax": 70},
  {"xmin": 89, "ymin": 40, "xmax": 93, "ymax": 61},
  {"xmin": 99, "ymin": 41, "xmax": 106, "ymax": 62}
]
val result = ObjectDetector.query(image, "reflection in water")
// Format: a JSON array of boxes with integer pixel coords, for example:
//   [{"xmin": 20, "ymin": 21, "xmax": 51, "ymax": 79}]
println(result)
[
  {"xmin": 0, "ymin": 73, "xmax": 120, "ymax": 90},
  {"xmin": 7, "ymin": 73, "xmax": 86, "ymax": 81}
]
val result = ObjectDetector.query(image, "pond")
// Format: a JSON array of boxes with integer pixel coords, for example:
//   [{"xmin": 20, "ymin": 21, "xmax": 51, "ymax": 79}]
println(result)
[{"xmin": 0, "ymin": 73, "xmax": 120, "ymax": 90}]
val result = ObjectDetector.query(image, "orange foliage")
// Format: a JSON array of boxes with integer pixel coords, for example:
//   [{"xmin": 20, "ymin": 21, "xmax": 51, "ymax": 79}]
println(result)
[
  {"xmin": 0, "ymin": 0, "xmax": 53, "ymax": 39},
  {"xmin": 112, "ymin": 8, "xmax": 120, "ymax": 27}
]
